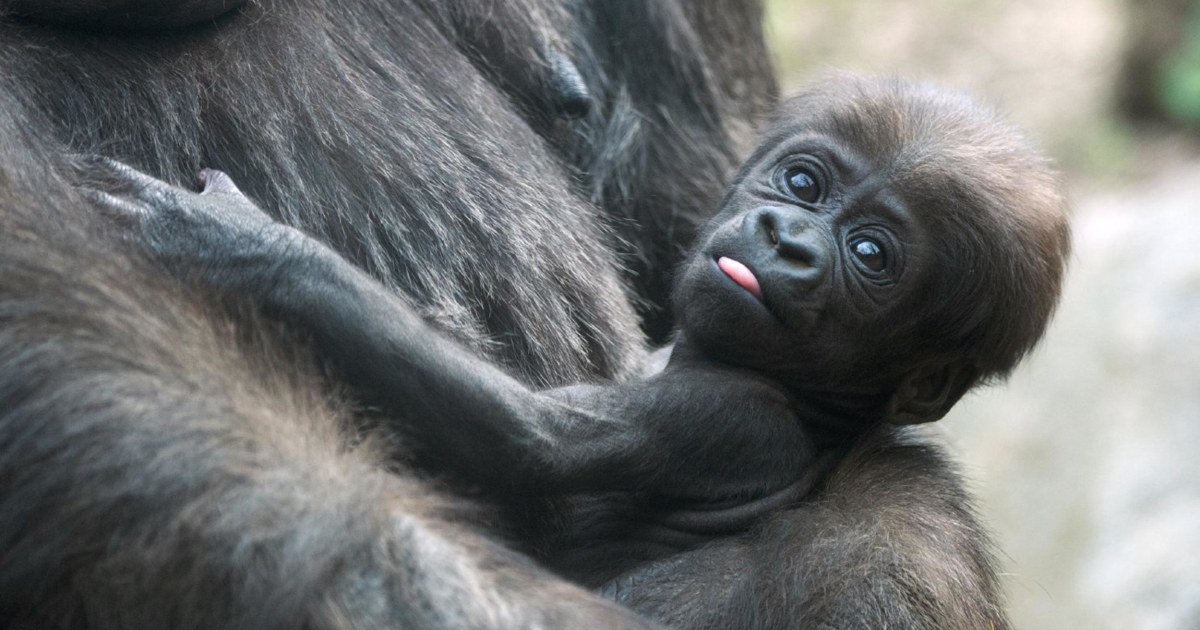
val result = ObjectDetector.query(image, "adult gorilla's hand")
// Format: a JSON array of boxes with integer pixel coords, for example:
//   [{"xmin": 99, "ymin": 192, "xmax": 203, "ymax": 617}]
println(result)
[{"xmin": 69, "ymin": 156, "xmax": 323, "ymax": 297}]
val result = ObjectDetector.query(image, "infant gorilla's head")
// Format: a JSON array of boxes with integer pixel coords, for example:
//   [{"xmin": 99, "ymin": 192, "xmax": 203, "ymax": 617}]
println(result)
[{"xmin": 673, "ymin": 74, "xmax": 1070, "ymax": 425}]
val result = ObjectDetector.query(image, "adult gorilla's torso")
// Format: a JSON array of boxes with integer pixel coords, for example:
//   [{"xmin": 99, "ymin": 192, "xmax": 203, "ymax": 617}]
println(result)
[{"xmin": 1, "ymin": 1, "xmax": 651, "ymax": 385}]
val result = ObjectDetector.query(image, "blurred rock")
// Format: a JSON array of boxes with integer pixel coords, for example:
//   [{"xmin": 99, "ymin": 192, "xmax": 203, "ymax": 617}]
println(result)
[{"xmin": 766, "ymin": 0, "xmax": 1124, "ymax": 173}]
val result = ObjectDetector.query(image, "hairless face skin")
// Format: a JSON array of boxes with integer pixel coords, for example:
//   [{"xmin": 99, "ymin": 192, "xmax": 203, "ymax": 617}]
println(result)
[{"xmin": 75, "ymin": 73, "xmax": 1069, "ymax": 587}]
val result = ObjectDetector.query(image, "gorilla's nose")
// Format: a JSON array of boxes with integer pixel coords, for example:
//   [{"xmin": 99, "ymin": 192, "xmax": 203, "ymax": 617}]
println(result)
[{"xmin": 751, "ymin": 207, "xmax": 827, "ymax": 283}]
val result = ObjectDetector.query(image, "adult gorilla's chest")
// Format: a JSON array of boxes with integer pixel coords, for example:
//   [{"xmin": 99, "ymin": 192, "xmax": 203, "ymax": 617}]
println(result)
[{"xmin": 0, "ymin": 0, "xmax": 645, "ymax": 386}]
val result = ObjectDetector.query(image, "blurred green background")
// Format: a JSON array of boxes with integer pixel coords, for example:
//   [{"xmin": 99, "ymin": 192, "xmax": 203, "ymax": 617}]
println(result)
[{"xmin": 763, "ymin": 1, "xmax": 1200, "ymax": 628}]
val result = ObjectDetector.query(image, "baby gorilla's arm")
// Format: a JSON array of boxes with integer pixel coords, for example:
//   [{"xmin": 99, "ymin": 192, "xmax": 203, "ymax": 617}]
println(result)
[{"xmin": 71, "ymin": 159, "xmax": 807, "ymax": 497}]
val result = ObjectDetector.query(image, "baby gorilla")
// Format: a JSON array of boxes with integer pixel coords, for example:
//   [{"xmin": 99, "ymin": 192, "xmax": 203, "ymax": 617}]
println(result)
[{"xmin": 76, "ymin": 74, "xmax": 1069, "ymax": 582}]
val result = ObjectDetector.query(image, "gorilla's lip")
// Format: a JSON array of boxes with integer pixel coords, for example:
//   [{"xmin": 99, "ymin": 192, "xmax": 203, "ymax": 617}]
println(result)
[{"xmin": 716, "ymin": 256, "xmax": 763, "ymax": 301}]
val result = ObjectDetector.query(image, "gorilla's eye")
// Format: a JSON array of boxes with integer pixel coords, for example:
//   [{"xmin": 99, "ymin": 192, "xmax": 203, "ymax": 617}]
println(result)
[
  {"xmin": 850, "ymin": 237, "xmax": 887, "ymax": 272},
  {"xmin": 784, "ymin": 167, "xmax": 821, "ymax": 203}
]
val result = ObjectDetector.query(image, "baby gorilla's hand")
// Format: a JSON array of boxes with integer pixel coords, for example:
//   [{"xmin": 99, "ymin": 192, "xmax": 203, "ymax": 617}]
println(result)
[{"xmin": 69, "ymin": 155, "xmax": 319, "ymax": 296}]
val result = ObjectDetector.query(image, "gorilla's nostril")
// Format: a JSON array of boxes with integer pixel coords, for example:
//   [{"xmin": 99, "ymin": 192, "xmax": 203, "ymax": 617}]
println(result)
[
  {"xmin": 758, "ymin": 210, "xmax": 780, "ymax": 246},
  {"xmin": 775, "ymin": 230, "xmax": 822, "ymax": 268}
]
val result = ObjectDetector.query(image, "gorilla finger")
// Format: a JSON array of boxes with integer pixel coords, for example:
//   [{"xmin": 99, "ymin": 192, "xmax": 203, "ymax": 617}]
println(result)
[
  {"xmin": 79, "ymin": 188, "xmax": 150, "ymax": 227},
  {"xmin": 64, "ymin": 154, "xmax": 170, "ymax": 200},
  {"xmin": 546, "ymin": 48, "xmax": 591, "ymax": 119},
  {"xmin": 104, "ymin": 159, "xmax": 191, "ymax": 203},
  {"xmin": 82, "ymin": 156, "xmax": 193, "ymax": 204},
  {"xmin": 197, "ymin": 168, "xmax": 243, "ymax": 196},
  {"xmin": 63, "ymin": 154, "xmax": 127, "ymax": 190}
]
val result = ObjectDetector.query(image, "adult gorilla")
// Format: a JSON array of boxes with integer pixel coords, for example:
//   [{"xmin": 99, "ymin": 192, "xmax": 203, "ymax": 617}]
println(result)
[{"xmin": 0, "ymin": 1, "xmax": 1006, "ymax": 628}]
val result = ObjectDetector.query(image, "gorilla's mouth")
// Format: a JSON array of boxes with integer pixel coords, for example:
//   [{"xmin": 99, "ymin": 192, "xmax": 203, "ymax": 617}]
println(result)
[{"xmin": 716, "ymin": 256, "xmax": 763, "ymax": 301}]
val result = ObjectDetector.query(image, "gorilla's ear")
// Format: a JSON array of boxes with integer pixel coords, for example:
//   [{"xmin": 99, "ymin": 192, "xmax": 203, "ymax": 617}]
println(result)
[{"xmin": 886, "ymin": 361, "xmax": 970, "ymax": 425}]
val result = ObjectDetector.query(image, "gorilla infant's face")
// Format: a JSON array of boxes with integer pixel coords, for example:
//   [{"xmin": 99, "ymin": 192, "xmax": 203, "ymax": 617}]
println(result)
[
  {"xmin": 673, "ymin": 127, "xmax": 932, "ymax": 388},
  {"xmin": 674, "ymin": 76, "xmax": 1069, "ymax": 419}
]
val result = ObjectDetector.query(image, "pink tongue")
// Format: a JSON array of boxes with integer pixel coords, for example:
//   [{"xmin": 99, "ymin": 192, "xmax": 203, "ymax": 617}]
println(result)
[{"xmin": 717, "ymin": 256, "xmax": 762, "ymax": 300}]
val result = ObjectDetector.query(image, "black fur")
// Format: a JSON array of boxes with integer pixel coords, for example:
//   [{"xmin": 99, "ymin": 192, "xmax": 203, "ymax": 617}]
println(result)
[
  {"xmin": 0, "ymin": 1, "xmax": 1017, "ymax": 628},
  {"xmin": 76, "ymin": 75, "xmax": 1067, "ymax": 622},
  {"xmin": 6, "ymin": 0, "xmax": 245, "ymax": 30}
]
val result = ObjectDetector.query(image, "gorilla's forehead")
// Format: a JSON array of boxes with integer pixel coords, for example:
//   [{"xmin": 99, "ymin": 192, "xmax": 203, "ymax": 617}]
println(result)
[
  {"xmin": 767, "ymin": 75, "xmax": 1001, "ymax": 163},
  {"xmin": 765, "ymin": 103, "xmax": 952, "ymax": 170},
  {"xmin": 745, "ymin": 114, "xmax": 957, "ymax": 207}
]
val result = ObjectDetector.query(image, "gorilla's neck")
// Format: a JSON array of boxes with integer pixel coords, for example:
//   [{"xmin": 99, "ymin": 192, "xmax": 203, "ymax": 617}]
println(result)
[{"xmin": 665, "ymin": 333, "xmax": 884, "ymax": 444}]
